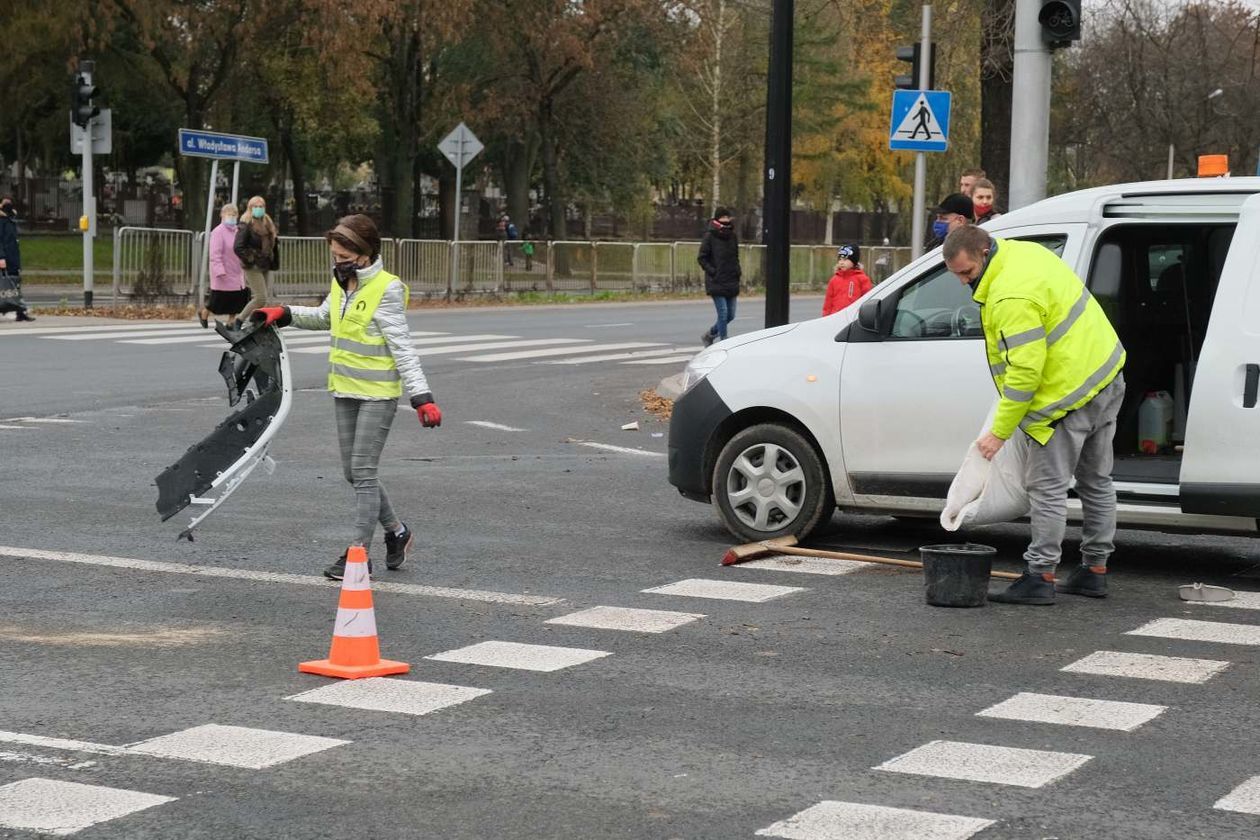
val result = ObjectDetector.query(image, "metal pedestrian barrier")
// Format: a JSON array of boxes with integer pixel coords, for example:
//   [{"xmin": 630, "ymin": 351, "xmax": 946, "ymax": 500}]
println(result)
[{"xmin": 111, "ymin": 228, "xmax": 914, "ymax": 304}]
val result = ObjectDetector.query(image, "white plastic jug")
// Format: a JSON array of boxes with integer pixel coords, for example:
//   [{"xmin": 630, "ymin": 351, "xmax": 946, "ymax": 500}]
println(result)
[{"xmin": 1139, "ymin": 390, "xmax": 1174, "ymax": 454}]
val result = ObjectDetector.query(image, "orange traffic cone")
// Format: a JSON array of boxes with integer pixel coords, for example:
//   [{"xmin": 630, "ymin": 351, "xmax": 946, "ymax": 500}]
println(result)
[{"xmin": 299, "ymin": 546, "xmax": 410, "ymax": 679}]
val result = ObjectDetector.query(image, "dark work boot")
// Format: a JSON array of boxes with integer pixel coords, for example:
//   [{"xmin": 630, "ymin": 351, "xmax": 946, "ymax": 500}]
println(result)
[
  {"xmin": 990, "ymin": 571, "xmax": 1057, "ymax": 605},
  {"xmin": 1057, "ymin": 565, "xmax": 1108, "ymax": 598},
  {"xmin": 701, "ymin": 330, "xmax": 716, "ymax": 347}
]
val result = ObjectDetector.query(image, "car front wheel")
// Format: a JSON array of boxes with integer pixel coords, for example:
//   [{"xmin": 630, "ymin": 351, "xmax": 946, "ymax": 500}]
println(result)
[{"xmin": 712, "ymin": 423, "xmax": 834, "ymax": 543}]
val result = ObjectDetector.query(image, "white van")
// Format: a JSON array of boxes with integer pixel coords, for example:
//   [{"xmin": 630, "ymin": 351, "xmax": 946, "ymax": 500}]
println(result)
[{"xmin": 667, "ymin": 178, "xmax": 1260, "ymax": 542}]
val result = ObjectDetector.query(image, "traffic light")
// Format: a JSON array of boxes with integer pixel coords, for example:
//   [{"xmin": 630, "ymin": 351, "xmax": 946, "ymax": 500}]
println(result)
[
  {"xmin": 894, "ymin": 43, "xmax": 936, "ymax": 91},
  {"xmin": 72, "ymin": 73, "xmax": 99, "ymax": 129},
  {"xmin": 1039, "ymin": 0, "xmax": 1082, "ymax": 49}
]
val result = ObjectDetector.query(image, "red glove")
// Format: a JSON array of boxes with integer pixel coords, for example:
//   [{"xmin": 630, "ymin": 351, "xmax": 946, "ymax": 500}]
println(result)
[
  {"xmin": 249, "ymin": 306, "xmax": 290, "ymax": 327},
  {"xmin": 417, "ymin": 402, "xmax": 442, "ymax": 428}
]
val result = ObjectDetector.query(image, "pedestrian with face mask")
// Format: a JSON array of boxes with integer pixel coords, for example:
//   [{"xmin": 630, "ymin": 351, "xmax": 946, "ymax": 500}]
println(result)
[
  {"xmin": 234, "ymin": 196, "xmax": 280, "ymax": 327},
  {"xmin": 0, "ymin": 197, "xmax": 34, "ymax": 322},
  {"xmin": 926, "ymin": 193, "xmax": 974, "ymax": 251},
  {"xmin": 199, "ymin": 203, "xmax": 249, "ymax": 328},
  {"xmin": 249, "ymin": 214, "xmax": 441, "ymax": 580},
  {"xmin": 971, "ymin": 178, "xmax": 1002, "ymax": 224},
  {"xmin": 698, "ymin": 207, "xmax": 741, "ymax": 346}
]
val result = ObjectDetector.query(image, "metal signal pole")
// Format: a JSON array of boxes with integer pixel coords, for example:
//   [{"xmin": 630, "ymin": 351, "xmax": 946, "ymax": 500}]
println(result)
[{"xmin": 762, "ymin": 0, "xmax": 793, "ymax": 328}]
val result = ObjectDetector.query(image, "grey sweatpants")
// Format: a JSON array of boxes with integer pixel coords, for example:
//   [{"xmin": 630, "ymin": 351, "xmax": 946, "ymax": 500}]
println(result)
[
  {"xmin": 1024, "ymin": 374, "xmax": 1126, "ymax": 574},
  {"xmin": 334, "ymin": 397, "xmax": 401, "ymax": 547},
  {"xmin": 238, "ymin": 269, "xmax": 271, "ymax": 322}
]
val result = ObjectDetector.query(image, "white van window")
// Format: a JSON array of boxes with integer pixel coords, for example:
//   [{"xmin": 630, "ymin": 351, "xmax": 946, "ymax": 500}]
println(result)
[{"xmin": 889, "ymin": 235, "xmax": 1068, "ymax": 340}]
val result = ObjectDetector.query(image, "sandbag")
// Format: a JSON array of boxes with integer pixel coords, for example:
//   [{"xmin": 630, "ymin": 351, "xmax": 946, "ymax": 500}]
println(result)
[{"xmin": 940, "ymin": 405, "xmax": 1031, "ymax": 531}]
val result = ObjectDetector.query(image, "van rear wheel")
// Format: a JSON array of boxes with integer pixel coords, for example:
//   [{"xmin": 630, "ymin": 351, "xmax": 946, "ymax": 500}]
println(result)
[{"xmin": 712, "ymin": 423, "xmax": 834, "ymax": 543}]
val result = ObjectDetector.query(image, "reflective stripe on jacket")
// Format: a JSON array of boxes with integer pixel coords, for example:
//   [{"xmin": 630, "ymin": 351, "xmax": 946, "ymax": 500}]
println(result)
[
  {"xmin": 328, "ymin": 268, "xmax": 410, "ymax": 399},
  {"xmin": 974, "ymin": 238, "xmax": 1125, "ymax": 445}
]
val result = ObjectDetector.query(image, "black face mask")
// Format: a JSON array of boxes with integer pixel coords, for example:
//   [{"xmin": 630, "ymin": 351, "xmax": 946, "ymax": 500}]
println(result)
[{"xmin": 332, "ymin": 260, "xmax": 360, "ymax": 287}]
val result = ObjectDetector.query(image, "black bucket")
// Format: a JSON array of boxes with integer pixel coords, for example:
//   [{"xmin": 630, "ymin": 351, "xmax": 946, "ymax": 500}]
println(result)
[{"xmin": 920, "ymin": 544, "xmax": 996, "ymax": 608}]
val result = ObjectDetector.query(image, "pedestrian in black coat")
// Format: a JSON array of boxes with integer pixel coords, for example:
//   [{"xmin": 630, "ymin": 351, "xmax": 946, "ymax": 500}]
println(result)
[
  {"xmin": 697, "ymin": 207, "xmax": 741, "ymax": 346},
  {"xmin": 0, "ymin": 197, "xmax": 34, "ymax": 321}
]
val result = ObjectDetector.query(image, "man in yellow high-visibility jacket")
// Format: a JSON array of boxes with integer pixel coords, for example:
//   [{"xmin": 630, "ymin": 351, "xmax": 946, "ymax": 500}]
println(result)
[{"xmin": 944, "ymin": 226, "xmax": 1126, "ymax": 605}]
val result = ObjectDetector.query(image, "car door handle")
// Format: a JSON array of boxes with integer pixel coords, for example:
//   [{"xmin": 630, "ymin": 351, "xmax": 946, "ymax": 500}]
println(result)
[{"xmin": 1245, "ymin": 364, "xmax": 1260, "ymax": 409}]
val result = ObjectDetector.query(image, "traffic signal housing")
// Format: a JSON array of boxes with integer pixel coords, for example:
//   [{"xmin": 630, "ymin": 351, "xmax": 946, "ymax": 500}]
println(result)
[
  {"xmin": 1039, "ymin": 0, "xmax": 1082, "ymax": 49},
  {"xmin": 894, "ymin": 43, "xmax": 936, "ymax": 91},
  {"xmin": 72, "ymin": 74, "xmax": 99, "ymax": 128}
]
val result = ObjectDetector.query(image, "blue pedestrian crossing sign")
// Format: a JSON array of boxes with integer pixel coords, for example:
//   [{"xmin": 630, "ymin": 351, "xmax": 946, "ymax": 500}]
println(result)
[{"xmin": 889, "ymin": 90, "xmax": 952, "ymax": 153}]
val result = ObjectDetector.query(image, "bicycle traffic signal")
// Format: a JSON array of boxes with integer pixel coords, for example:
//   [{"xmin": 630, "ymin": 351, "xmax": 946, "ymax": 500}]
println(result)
[{"xmin": 1039, "ymin": 0, "xmax": 1082, "ymax": 49}]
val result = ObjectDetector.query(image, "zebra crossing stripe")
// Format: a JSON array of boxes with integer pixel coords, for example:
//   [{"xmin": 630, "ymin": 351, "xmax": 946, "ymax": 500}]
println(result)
[
  {"xmin": 461, "ymin": 342, "xmax": 663, "ymax": 362},
  {"xmin": 541, "ymin": 346, "xmax": 700, "ymax": 365}
]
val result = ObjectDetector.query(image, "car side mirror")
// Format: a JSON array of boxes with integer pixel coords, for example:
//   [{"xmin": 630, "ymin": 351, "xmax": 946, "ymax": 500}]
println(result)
[{"xmin": 856, "ymin": 297, "xmax": 884, "ymax": 335}]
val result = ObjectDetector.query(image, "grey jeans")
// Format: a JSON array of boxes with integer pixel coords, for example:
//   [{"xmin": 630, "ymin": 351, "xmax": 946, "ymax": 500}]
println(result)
[
  {"xmin": 334, "ymin": 397, "xmax": 402, "ymax": 547},
  {"xmin": 1024, "ymin": 374, "xmax": 1126, "ymax": 574}
]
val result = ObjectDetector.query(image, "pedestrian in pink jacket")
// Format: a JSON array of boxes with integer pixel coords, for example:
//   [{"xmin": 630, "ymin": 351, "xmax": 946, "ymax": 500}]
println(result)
[{"xmin": 199, "ymin": 203, "xmax": 249, "ymax": 328}]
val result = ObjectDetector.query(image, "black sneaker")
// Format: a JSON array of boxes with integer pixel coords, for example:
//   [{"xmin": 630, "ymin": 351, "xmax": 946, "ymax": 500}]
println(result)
[
  {"xmin": 701, "ymin": 330, "xmax": 716, "ymax": 347},
  {"xmin": 324, "ymin": 551, "xmax": 372, "ymax": 580},
  {"xmin": 990, "ymin": 571, "xmax": 1057, "ymax": 605},
  {"xmin": 384, "ymin": 524, "xmax": 413, "ymax": 570},
  {"xmin": 15, "ymin": 310, "xmax": 34, "ymax": 322},
  {"xmin": 1057, "ymin": 565, "xmax": 1108, "ymax": 598}
]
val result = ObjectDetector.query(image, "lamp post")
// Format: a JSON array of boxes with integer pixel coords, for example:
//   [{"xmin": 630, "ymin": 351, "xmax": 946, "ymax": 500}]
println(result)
[{"xmin": 1168, "ymin": 88, "xmax": 1224, "ymax": 179}]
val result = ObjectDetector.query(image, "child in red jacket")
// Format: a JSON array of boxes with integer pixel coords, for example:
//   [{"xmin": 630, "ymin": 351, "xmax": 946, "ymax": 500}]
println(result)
[{"xmin": 822, "ymin": 244, "xmax": 873, "ymax": 316}]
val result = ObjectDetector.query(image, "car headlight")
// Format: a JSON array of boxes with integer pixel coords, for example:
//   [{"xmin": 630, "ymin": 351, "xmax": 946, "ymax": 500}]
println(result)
[{"xmin": 680, "ymin": 349, "xmax": 727, "ymax": 394}]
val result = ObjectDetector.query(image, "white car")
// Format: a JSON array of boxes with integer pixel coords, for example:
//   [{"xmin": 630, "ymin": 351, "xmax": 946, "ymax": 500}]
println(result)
[{"xmin": 668, "ymin": 178, "xmax": 1260, "ymax": 542}]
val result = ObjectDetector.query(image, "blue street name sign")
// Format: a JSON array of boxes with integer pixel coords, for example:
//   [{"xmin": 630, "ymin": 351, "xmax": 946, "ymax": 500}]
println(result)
[
  {"xmin": 178, "ymin": 128, "xmax": 269, "ymax": 163},
  {"xmin": 889, "ymin": 90, "xmax": 952, "ymax": 153}
]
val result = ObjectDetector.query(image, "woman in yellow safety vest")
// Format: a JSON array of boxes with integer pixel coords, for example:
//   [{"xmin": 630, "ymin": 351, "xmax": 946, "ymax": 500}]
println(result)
[{"xmin": 250, "ymin": 214, "xmax": 442, "ymax": 580}]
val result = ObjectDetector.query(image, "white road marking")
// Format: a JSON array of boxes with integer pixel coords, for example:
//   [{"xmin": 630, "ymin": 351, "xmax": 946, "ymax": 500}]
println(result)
[
  {"xmin": 1061, "ymin": 650, "xmax": 1230, "ymax": 684},
  {"xmin": 573, "ymin": 441, "xmax": 665, "ymax": 457},
  {"xmin": 465, "ymin": 421, "xmax": 526, "ymax": 432},
  {"xmin": 975, "ymin": 691, "xmax": 1166, "ymax": 731},
  {"xmin": 196, "ymin": 330, "xmax": 453, "ymax": 350},
  {"xmin": 0, "ymin": 752, "xmax": 95, "ymax": 770},
  {"xmin": 290, "ymin": 337, "xmax": 592, "ymax": 357},
  {"xmin": 643, "ymin": 578, "xmax": 806, "ymax": 603},
  {"xmin": 0, "ymin": 730, "xmax": 129, "ymax": 757},
  {"xmin": 1215, "ymin": 775, "xmax": 1260, "ymax": 815},
  {"xmin": 876, "ymin": 740, "xmax": 1092, "ymax": 789},
  {"xmin": 0, "ymin": 546, "xmax": 563, "ymax": 606},
  {"xmin": 48, "ymin": 328, "xmax": 208, "ymax": 341},
  {"xmin": 545, "ymin": 606, "xmax": 705, "ymax": 634},
  {"xmin": 584, "ymin": 322, "xmax": 633, "ymax": 328},
  {"xmin": 621, "ymin": 354, "xmax": 697, "ymax": 366},
  {"xmin": 287, "ymin": 677, "xmax": 491, "ymax": 716},
  {"xmin": 122, "ymin": 332, "xmax": 256, "ymax": 345},
  {"xmin": 756, "ymin": 800, "xmax": 995, "ymax": 840},
  {"xmin": 1194, "ymin": 590, "xmax": 1260, "ymax": 611},
  {"xmin": 0, "ymin": 778, "xmax": 175, "ymax": 836},
  {"xmin": 459, "ymin": 341, "xmax": 663, "ymax": 362},
  {"xmin": 1127, "ymin": 617, "xmax": 1260, "ymax": 646},
  {"xmin": 0, "ymin": 425, "xmax": 32, "ymax": 430},
  {"xmin": 540, "ymin": 346, "xmax": 700, "ymax": 365},
  {"xmin": 737, "ymin": 555, "xmax": 867, "ymax": 576},
  {"xmin": 2, "ymin": 417, "xmax": 84, "ymax": 424},
  {"xmin": 425, "ymin": 640, "xmax": 612, "ymax": 672},
  {"xmin": 286, "ymin": 333, "xmax": 519, "ymax": 355},
  {"xmin": 127, "ymin": 724, "xmax": 347, "ymax": 769},
  {"xmin": 0, "ymin": 322, "xmax": 191, "ymax": 337}
]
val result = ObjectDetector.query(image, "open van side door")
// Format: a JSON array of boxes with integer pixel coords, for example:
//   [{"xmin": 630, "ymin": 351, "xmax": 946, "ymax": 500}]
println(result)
[{"xmin": 1181, "ymin": 193, "xmax": 1260, "ymax": 517}]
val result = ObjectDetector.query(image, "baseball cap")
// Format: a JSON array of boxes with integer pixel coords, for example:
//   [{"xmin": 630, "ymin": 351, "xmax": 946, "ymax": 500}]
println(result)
[{"xmin": 930, "ymin": 193, "xmax": 974, "ymax": 220}]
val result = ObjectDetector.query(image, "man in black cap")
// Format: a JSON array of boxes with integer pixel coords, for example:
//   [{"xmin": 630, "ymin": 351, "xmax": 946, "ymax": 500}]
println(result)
[{"xmin": 926, "ymin": 193, "xmax": 974, "ymax": 251}]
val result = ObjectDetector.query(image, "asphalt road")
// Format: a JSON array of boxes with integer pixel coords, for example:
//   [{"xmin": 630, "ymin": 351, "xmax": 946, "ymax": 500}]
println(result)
[{"xmin": 2, "ymin": 300, "xmax": 1260, "ymax": 839}]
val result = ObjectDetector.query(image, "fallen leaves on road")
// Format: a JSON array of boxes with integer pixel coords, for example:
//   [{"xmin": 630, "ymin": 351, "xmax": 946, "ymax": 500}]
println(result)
[{"xmin": 640, "ymin": 389, "xmax": 674, "ymax": 420}]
